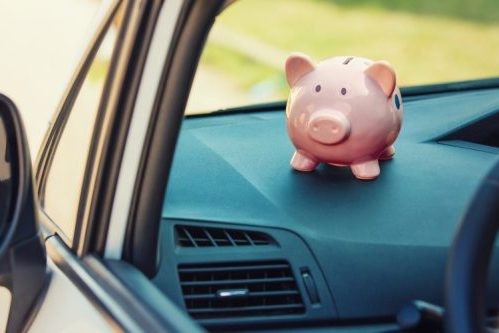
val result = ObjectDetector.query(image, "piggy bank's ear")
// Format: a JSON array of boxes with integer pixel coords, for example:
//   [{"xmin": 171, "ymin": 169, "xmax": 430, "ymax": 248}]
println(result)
[
  {"xmin": 365, "ymin": 61, "xmax": 396, "ymax": 97},
  {"xmin": 285, "ymin": 53, "xmax": 315, "ymax": 87}
]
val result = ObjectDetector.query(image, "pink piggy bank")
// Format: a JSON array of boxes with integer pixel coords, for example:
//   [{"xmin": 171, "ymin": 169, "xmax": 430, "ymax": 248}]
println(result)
[{"xmin": 285, "ymin": 53, "xmax": 403, "ymax": 180}]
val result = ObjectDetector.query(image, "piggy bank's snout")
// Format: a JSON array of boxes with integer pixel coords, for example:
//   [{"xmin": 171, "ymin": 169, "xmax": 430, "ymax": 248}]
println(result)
[{"xmin": 307, "ymin": 110, "xmax": 351, "ymax": 145}]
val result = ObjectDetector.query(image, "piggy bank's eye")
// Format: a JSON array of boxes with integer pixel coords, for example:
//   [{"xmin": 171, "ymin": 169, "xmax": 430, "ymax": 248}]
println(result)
[
  {"xmin": 315, "ymin": 85, "xmax": 321, "ymax": 93},
  {"xmin": 341, "ymin": 87, "xmax": 347, "ymax": 95},
  {"xmin": 394, "ymin": 94, "xmax": 401, "ymax": 109}
]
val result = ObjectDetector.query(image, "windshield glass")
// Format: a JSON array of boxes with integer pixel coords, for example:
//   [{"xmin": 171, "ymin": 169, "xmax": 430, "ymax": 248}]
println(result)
[{"xmin": 187, "ymin": 0, "xmax": 499, "ymax": 114}]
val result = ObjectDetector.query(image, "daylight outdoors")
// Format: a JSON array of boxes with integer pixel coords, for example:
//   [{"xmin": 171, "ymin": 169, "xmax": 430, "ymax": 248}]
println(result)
[
  {"xmin": 1, "ymin": 0, "xmax": 499, "ymax": 151},
  {"xmin": 1, "ymin": 0, "xmax": 499, "ymax": 331},
  {"xmin": 188, "ymin": 0, "xmax": 499, "ymax": 112}
]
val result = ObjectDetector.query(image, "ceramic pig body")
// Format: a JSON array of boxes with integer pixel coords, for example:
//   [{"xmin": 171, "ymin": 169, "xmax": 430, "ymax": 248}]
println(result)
[{"xmin": 285, "ymin": 54, "xmax": 403, "ymax": 180}]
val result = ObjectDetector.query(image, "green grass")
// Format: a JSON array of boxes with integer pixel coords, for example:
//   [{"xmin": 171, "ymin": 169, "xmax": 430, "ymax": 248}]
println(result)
[
  {"xmin": 321, "ymin": 0, "xmax": 499, "ymax": 24},
  {"xmin": 197, "ymin": 0, "xmax": 499, "ymax": 101},
  {"xmin": 202, "ymin": 43, "xmax": 283, "ymax": 91}
]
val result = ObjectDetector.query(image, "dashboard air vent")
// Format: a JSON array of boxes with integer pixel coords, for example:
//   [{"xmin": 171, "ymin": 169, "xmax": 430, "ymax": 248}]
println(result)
[
  {"xmin": 176, "ymin": 225, "xmax": 275, "ymax": 247},
  {"xmin": 178, "ymin": 261, "xmax": 304, "ymax": 319}
]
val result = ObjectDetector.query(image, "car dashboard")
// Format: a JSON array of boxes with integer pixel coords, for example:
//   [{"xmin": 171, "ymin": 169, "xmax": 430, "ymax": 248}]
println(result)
[{"xmin": 153, "ymin": 87, "xmax": 499, "ymax": 331}]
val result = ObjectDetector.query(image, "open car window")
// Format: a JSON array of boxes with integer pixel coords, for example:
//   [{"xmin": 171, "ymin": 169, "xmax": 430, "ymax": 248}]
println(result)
[
  {"xmin": 42, "ymin": 5, "xmax": 124, "ymax": 244},
  {"xmin": 187, "ymin": 0, "xmax": 499, "ymax": 114}
]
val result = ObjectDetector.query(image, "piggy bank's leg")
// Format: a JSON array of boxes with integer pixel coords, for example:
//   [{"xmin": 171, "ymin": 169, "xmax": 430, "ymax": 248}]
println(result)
[
  {"xmin": 351, "ymin": 160, "xmax": 380, "ymax": 180},
  {"xmin": 290, "ymin": 151, "xmax": 318, "ymax": 172},
  {"xmin": 379, "ymin": 145, "xmax": 395, "ymax": 160}
]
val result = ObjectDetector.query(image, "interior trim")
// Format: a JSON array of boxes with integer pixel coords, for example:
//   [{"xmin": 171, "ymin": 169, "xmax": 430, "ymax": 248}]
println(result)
[
  {"xmin": 105, "ymin": 0, "xmax": 185, "ymax": 259},
  {"xmin": 86, "ymin": 0, "xmax": 163, "ymax": 257},
  {"xmin": 27, "ymin": 257, "xmax": 113, "ymax": 333},
  {"xmin": 75, "ymin": 0, "xmax": 138, "ymax": 256},
  {"xmin": 123, "ymin": 0, "xmax": 227, "ymax": 277},
  {"xmin": 75, "ymin": 0, "xmax": 159, "ymax": 257},
  {"xmin": 47, "ymin": 234, "xmax": 200, "ymax": 332},
  {"xmin": 45, "ymin": 235, "xmax": 133, "ymax": 331},
  {"xmin": 88, "ymin": 258, "xmax": 203, "ymax": 333}
]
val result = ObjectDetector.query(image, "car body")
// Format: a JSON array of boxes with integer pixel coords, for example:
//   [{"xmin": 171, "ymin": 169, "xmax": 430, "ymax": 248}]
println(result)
[{"xmin": 0, "ymin": 0, "xmax": 499, "ymax": 332}]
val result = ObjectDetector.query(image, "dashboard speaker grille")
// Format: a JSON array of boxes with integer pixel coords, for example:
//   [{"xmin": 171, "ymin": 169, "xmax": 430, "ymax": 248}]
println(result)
[
  {"xmin": 176, "ymin": 225, "xmax": 275, "ymax": 247},
  {"xmin": 178, "ymin": 261, "xmax": 305, "ymax": 319}
]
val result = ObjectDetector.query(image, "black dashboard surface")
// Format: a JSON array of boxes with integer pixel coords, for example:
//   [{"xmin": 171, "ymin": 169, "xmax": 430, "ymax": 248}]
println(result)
[{"xmin": 162, "ymin": 88, "xmax": 499, "ymax": 319}]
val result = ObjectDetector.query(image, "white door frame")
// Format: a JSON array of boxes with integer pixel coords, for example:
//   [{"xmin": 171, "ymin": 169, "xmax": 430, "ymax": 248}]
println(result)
[{"xmin": 105, "ymin": 0, "xmax": 185, "ymax": 259}]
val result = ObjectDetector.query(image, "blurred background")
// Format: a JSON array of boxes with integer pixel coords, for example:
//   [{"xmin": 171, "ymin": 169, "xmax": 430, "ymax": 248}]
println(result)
[
  {"xmin": 0, "ymin": 0, "xmax": 105, "ymax": 156},
  {"xmin": 189, "ymin": 0, "xmax": 499, "ymax": 112},
  {"xmin": 1, "ymin": 0, "xmax": 499, "ymax": 155}
]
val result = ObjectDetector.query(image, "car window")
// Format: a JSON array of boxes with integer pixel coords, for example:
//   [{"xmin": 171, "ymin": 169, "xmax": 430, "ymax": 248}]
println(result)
[
  {"xmin": 187, "ymin": 0, "xmax": 499, "ymax": 114},
  {"xmin": 43, "ymin": 6, "xmax": 123, "ymax": 243}
]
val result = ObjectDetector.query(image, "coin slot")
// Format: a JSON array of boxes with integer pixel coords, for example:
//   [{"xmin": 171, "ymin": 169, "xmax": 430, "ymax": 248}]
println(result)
[{"xmin": 343, "ymin": 57, "xmax": 354, "ymax": 65}]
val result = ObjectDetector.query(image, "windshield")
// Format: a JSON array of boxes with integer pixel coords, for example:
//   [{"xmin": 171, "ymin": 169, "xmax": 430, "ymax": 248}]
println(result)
[{"xmin": 187, "ymin": 0, "xmax": 499, "ymax": 114}]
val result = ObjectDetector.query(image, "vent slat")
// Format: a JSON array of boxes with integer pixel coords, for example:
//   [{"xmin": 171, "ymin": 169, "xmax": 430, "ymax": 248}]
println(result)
[
  {"xmin": 184, "ymin": 290, "xmax": 300, "ymax": 300},
  {"xmin": 188, "ymin": 303, "xmax": 305, "ymax": 315},
  {"xmin": 202, "ymin": 228, "xmax": 217, "ymax": 247},
  {"xmin": 178, "ymin": 261, "xmax": 304, "ymax": 319},
  {"xmin": 180, "ymin": 277, "xmax": 294, "ymax": 287},
  {"xmin": 182, "ymin": 228, "xmax": 198, "ymax": 247},
  {"xmin": 243, "ymin": 231, "xmax": 255, "ymax": 245},
  {"xmin": 178, "ymin": 263, "xmax": 289, "ymax": 273},
  {"xmin": 223, "ymin": 229, "xmax": 237, "ymax": 246},
  {"xmin": 175, "ymin": 225, "xmax": 275, "ymax": 247}
]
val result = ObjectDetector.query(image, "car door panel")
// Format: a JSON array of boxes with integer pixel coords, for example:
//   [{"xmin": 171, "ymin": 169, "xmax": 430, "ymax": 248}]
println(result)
[{"xmin": 28, "ymin": 256, "xmax": 114, "ymax": 333}]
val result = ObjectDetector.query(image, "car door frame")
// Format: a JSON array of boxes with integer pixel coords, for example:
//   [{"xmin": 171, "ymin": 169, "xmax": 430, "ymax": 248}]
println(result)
[
  {"xmin": 104, "ymin": 0, "xmax": 231, "ymax": 278},
  {"xmin": 29, "ymin": 0, "xmax": 203, "ymax": 331},
  {"xmin": 35, "ymin": 0, "xmax": 124, "ymax": 248}
]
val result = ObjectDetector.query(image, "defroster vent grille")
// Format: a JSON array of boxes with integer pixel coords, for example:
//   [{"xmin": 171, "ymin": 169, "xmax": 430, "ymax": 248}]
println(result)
[
  {"xmin": 176, "ymin": 225, "xmax": 275, "ymax": 247},
  {"xmin": 178, "ymin": 261, "xmax": 305, "ymax": 319}
]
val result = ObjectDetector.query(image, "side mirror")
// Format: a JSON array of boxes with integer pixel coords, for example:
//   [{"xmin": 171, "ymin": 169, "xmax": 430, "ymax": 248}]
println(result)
[{"xmin": 0, "ymin": 94, "xmax": 46, "ymax": 333}]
